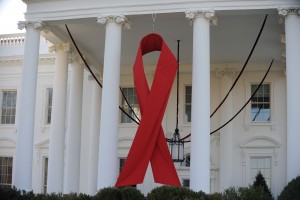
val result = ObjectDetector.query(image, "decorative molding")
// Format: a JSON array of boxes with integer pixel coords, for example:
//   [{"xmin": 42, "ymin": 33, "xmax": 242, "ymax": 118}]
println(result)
[
  {"xmin": 48, "ymin": 43, "xmax": 71, "ymax": 53},
  {"xmin": 88, "ymin": 73, "xmax": 102, "ymax": 81},
  {"xmin": 215, "ymin": 68, "xmax": 236, "ymax": 78},
  {"xmin": 280, "ymin": 33, "xmax": 286, "ymax": 76},
  {"xmin": 97, "ymin": 15, "xmax": 131, "ymax": 29},
  {"xmin": 185, "ymin": 9, "xmax": 217, "ymax": 25},
  {"xmin": 17, "ymin": 20, "xmax": 45, "ymax": 30},
  {"xmin": 70, "ymin": 52, "xmax": 85, "ymax": 64},
  {"xmin": 278, "ymin": 7, "xmax": 300, "ymax": 23}
]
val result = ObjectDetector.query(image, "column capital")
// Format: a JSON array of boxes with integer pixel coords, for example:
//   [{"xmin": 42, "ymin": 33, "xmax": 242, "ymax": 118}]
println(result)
[
  {"xmin": 278, "ymin": 7, "xmax": 300, "ymax": 23},
  {"xmin": 97, "ymin": 15, "xmax": 131, "ymax": 29},
  {"xmin": 49, "ymin": 43, "xmax": 71, "ymax": 53},
  {"xmin": 215, "ymin": 68, "xmax": 236, "ymax": 78},
  {"xmin": 70, "ymin": 52, "xmax": 85, "ymax": 64},
  {"xmin": 185, "ymin": 9, "xmax": 217, "ymax": 25},
  {"xmin": 17, "ymin": 20, "xmax": 45, "ymax": 30}
]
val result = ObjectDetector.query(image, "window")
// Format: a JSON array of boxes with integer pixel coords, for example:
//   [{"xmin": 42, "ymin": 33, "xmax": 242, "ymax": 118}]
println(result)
[
  {"xmin": 181, "ymin": 154, "xmax": 190, "ymax": 167},
  {"xmin": 250, "ymin": 157, "xmax": 271, "ymax": 188},
  {"xmin": 185, "ymin": 86, "xmax": 192, "ymax": 122},
  {"xmin": 43, "ymin": 157, "xmax": 48, "ymax": 194},
  {"xmin": 120, "ymin": 87, "xmax": 140, "ymax": 123},
  {"xmin": 119, "ymin": 158, "xmax": 126, "ymax": 174},
  {"xmin": 251, "ymin": 84, "xmax": 270, "ymax": 122},
  {"xmin": 46, "ymin": 88, "xmax": 53, "ymax": 124},
  {"xmin": 0, "ymin": 157, "xmax": 13, "ymax": 188},
  {"xmin": 182, "ymin": 179, "xmax": 190, "ymax": 187},
  {"xmin": 1, "ymin": 90, "xmax": 17, "ymax": 124}
]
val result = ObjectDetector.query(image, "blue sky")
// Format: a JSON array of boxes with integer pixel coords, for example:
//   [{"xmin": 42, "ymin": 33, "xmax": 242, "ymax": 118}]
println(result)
[{"xmin": 0, "ymin": 0, "xmax": 26, "ymax": 34}]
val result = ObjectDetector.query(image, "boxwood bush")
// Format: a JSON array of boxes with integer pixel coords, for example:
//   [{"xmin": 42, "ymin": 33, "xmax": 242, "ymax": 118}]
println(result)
[
  {"xmin": 146, "ymin": 186, "xmax": 200, "ymax": 200},
  {"xmin": 278, "ymin": 176, "xmax": 300, "ymax": 200}
]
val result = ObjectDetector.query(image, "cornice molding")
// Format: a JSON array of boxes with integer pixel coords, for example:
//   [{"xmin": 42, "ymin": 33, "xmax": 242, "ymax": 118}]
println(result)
[{"xmin": 97, "ymin": 15, "xmax": 131, "ymax": 29}]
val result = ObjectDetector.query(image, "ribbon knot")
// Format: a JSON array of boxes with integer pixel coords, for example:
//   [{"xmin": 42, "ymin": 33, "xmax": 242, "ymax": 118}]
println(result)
[{"xmin": 115, "ymin": 33, "xmax": 181, "ymax": 187}]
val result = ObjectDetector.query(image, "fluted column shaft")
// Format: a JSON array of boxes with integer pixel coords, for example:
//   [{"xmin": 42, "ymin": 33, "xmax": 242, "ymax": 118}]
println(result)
[
  {"xmin": 47, "ymin": 43, "xmax": 70, "ymax": 193},
  {"xmin": 13, "ymin": 21, "xmax": 43, "ymax": 191},
  {"xmin": 218, "ymin": 70, "xmax": 234, "ymax": 191},
  {"xmin": 96, "ymin": 15, "xmax": 129, "ymax": 189},
  {"xmin": 279, "ymin": 7, "xmax": 300, "ymax": 182},
  {"xmin": 63, "ymin": 54, "xmax": 84, "ymax": 193},
  {"xmin": 87, "ymin": 77, "xmax": 102, "ymax": 195},
  {"xmin": 186, "ymin": 10, "xmax": 216, "ymax": 193}
]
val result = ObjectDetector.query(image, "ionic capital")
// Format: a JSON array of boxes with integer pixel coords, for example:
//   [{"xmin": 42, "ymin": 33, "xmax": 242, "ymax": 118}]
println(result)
[
  {"xmin": 278, "ymin": 7, "xmax": 300, "ymax": 23},
  {"xmin": 48, "ymin": 43, "xmax": 71, "ymax": 53},
  {"xmin": 185, "ymin": 9, "xmax": 217, "ymax": 25},
  {"xmin": 97, "ymin": 15, "xmax": 131, "ymax": 29},
  {"xmin": 17, "ymin": 20, "xmax": 45, "ymax": 30}
]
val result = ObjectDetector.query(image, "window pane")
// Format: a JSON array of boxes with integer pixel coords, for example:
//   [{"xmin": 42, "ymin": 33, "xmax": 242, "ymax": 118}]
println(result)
[
  {"xmin": 251, "ymin": 84, "xmax": 270, "ymax": 122},
  {"xmin": 185, "ymin": 86, "xmax": 192, "ymax": 123},
  {"xmin": 46, "ymin": 88, "xmax": 53, "ymax": 124},
  {"xmin": 120, "ymin": 87, "xmax": 140, "ymax": 123},
  {"xmin": 1, "ymin": 91, "xmax": 17, "ymax": 124},
  {"xmin": 250, "ymin": 157, "xmax": 271, "ymax": 189},
  {"xmin": 0, "ymin": 157, "xmax": 13, "ymax": 188}
]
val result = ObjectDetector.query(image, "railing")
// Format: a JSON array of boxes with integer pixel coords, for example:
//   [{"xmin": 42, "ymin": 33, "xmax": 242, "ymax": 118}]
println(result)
[{"xmin": 0, "ymin": 33, "xmax": 26, "ymax": 47}]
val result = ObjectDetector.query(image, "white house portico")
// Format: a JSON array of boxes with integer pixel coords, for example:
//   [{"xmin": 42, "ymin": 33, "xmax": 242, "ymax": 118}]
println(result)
[{"xmin": 0, "ymin": 0, "xmax": 299, "ymax": 197}]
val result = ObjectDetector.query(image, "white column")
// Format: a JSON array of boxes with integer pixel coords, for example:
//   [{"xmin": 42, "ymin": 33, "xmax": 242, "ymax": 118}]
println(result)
[
  {"xmin": 13, "ymin": 21, "xmax": 44, "ymax": 191},
  {"xmin": 278, "ymin": 8, "xmax": 300, "ymax": 183},
  {"xmin": 46, "ymin": 43, "xmax": 70, "ymax": 193},
  {"xmin": 218, "ymin": 70, "xmax": 234, "ymax": 191},
  {"xmin": 63, "ymin": 53, "xmax": 84, "ymax": 193},
  {"xmin": 186, "ymin": 10, "xmax": 216, "ymax": 193},
  {"xmin": 96, "ymin": 15, "xmax": 130, "ymax": 189},
  {"xmin": 87, "ymin": 75, "xmax": 102, "ymax": 195}
]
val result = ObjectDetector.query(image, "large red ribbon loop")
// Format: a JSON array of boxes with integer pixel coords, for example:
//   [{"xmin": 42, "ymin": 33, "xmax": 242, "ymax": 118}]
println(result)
[{"xmin": 115, "ymin": 33, "xmax": 181, "ymax": 187}]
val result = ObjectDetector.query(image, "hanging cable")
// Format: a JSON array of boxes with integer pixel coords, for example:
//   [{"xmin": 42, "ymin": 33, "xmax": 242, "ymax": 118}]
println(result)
[
  {"xmin": 210, "ymin": 14, "xmax": 268, "ymax": 118},
  {"xmin": 65, "ymin": 24, "xmax": 140, "ymax": 124},
  {"xmin": 210, "ymin": 59, "xmax": 273, "ymax": 135},
  {"xmin": 152, "ymin": 13, "xmax": 156, "ymax": 32}
]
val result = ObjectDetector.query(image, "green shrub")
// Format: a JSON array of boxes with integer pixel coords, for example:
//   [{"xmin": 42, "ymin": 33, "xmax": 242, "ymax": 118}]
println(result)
[
  {"xmin": 252, "ymin": 171, "xmax": 273, "ymax": 199},
  {"xmin": 94, "ymin": 187, "xmax": 122, "ymax": 200},
  {"xmin": 119, "ymin": 187, "xmax": 145, "ymax": 200},
  {"xmin": 207, "ymin": 192, "xmax": 222, "ymax": 200},
  {"xmin": 146, "ymin": 186, "xmax": 199, "ymax": 200},
  {"xmin": 222, "ymin": 187, "xmax": 239, "ymax": 200},
  {"xmin": 278, "ymin": 176, "xmax": 300, "ymax": 200},
  {"xmin": 238, "ymin": 186, "xmax": 273, "ymax": 200},
  {"xmin": 0, "ymin": 186, "xmax": 35, "ymax": 200}
]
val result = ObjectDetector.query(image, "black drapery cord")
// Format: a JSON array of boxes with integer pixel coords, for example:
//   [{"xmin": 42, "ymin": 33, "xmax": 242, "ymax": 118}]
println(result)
[
  {"xmin": 176, "ymin": 40, "xmax": 180, "ymax": 131},
  {"xmin": 65, "ymin": 24, "xmax": 140, "ymax": 124}
]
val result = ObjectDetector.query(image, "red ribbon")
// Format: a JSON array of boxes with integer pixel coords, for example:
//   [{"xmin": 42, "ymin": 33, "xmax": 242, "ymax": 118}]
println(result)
[{"xmin": 115, "ymin": 33, "xmax": 181, "ymax": 187}]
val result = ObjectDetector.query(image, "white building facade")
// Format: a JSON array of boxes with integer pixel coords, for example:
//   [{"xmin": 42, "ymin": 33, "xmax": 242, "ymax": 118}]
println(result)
[{"xmin": 0, "ymin": 0, "xmax": 300, "ymax": 197}]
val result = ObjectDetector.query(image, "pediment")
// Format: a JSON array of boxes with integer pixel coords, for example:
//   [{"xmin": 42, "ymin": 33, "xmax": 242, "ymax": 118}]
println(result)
[
  {"xmin": 0, "ymin": 137, "xmax": 16, "ymax": 148},
  {"xmin": 35, "ymin": 139, "xmax": 49, "ymax": 148},
  {"xmin": 240, "ymin": 136, "xmax": 280, "ymax": 148}
]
